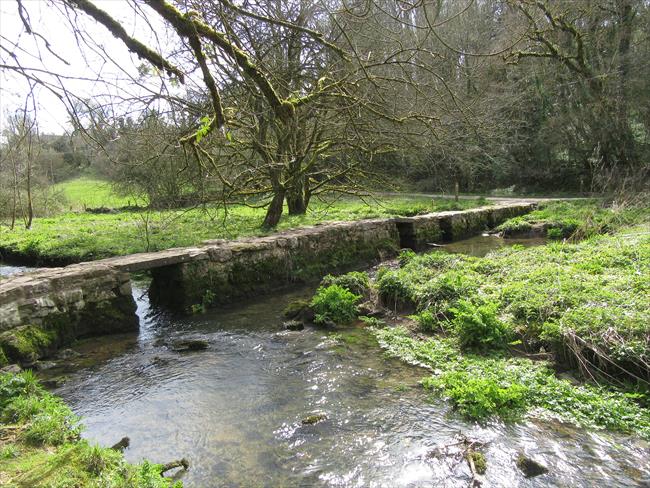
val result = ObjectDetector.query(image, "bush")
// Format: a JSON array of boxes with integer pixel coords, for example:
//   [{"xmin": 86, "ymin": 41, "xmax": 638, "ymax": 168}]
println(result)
[
  {"xmin": 320, "ymin": 271, "xmax": 370, "ymax": 297},
  {"xmin": 450, "ymin": 299, "xmax": 513, "ymax": 351},
  {"xmin": 424, "ymin": 370, "xmax": 528, "ymax": 420},
  {"xmin": 310, "ymin": 285, "xmax": 361, "ymax": 325},
  {"xmin": 411, "ymin": 310, "xmax": 437, "ymax": 332},
  {"xmin": 376, "ymin": 271, "xmax": 412, "ymax": 309}
]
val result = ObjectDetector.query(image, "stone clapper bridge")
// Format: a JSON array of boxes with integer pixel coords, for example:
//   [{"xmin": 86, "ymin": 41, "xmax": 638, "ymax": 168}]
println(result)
[{"xmin": 0, "ymin": 203, "xmax": 535, "ymax": 365}]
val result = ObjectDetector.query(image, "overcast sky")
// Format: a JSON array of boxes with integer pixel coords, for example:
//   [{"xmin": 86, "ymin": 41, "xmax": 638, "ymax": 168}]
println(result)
[{"xmin": 0, "ymin": 0, "xmax": 176, "ymax": 135}]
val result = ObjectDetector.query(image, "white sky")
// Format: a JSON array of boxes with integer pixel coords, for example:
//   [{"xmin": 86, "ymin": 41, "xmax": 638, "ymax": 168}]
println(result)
[{"xmin": 0, "ymin": 0, "xmax": 180, "ymax": 135}]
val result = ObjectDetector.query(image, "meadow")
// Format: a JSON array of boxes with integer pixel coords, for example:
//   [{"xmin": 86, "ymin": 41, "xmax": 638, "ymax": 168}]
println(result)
[{"xmin": 1, "ymin": 177, "xmax": 486, "ymax": 264}]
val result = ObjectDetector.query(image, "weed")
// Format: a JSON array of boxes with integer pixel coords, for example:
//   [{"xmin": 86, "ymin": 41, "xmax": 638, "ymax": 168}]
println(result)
[
  {"xmin": 321, "ymin": 271, "xmax": 370, "ymax": 296},
  {"xmin": 449, "ymin": 299, "xmax": 513, "ymax": 351},
  {"xmin": 311, "ymin": 285, "xmax": 361, "ymax": 325}
]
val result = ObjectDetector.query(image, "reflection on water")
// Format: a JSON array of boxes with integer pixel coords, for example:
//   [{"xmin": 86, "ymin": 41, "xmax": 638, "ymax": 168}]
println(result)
[
  {"xmin": 5, "ymin": 240, "xmax": 648, "ymax": 487},
  {"xmin": 442, "ymin": 234, "xmax": 546, "ymax": 257}
]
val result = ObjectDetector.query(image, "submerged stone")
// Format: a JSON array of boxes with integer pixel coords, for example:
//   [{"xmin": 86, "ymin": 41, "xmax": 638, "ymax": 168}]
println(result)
[
  {"xmin": 170, "ymin": 339, "xmax": 210, "ymax": 352},
  {"xmin": 516, "ymin": 453, "xmax": 548, "ymax": 478},
  {"xmin": 32, "ymin": 360, "xmax": 58, "ymax": 371},
  {"xmin": 56, "ymin": 348, "xmax": 82, "ymax": 360},
  {"xmin": 41, "ymin": 375, "xmax": 68, "ymax": 389},
  {"xmin": 302, "ymin": 412, "xmax": 328, "ymax": 425}
]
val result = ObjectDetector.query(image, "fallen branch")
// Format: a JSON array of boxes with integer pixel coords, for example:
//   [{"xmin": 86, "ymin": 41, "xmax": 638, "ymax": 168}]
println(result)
[
  {"xmin": 160, "ymin": 458, "xmax": 190, "ymax": 475},
  {"xmin": 110, "ymin": 436, "xmax": 130, "ymax": 451}
]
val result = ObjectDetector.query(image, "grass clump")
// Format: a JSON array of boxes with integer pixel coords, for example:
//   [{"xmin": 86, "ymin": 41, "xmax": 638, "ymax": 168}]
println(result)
[
  {"xmin": 450, "ymin": 299, "xmax": 513, "ymax": 351},
  {"xmin": 311, "ymin": 285, "xmax": 361, "ymax": 325},
  {"xmin": 0, "ymin": 372, "xmax": 182, "ymax": 487},
  {"xmin": 467, "ymin": 451, "xmax": 487, "ymax": 475},
  {"xmin": 320, "ymin": 271, "xmax": 370, "ymax": 297}
]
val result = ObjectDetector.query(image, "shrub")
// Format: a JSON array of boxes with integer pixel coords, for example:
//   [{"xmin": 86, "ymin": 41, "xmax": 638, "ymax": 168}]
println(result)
[
  {"xmin": 376, "ymin": 271, "xmax": 412, "ymax": 309},
  {"xmin": 320, "ymin": 271, "xmax": 370, "ymax": 297},
  {"xmin": 424, "ymin": 370, "xmax": 528, "ymax": 420},
  {"xmin": 414, "ymin": 270, "xmax": 477, "ymax": 311},
  {"xmin": 410, "ymin": 310, "xmax": 437, "ymax": 332},
  {"xmin": 310, "ymin": 285, "xmax": 361, "ymax": 325},
  {"xmin": 450, "ymin": 299, "xmax": 513, "ymax": 351}
]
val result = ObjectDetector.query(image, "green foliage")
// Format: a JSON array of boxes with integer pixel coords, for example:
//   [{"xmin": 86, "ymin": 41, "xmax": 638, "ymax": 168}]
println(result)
[
  {"xmin": 424, "ymin": 371, "xmax": 528, "ymax": 420},
  {"xmin": 1, "ymin": 444, "xmax": 19, "ymax": 460},
  {"xmin": 2, "ymin": 372, "xmax": 81, "ymax": 446},
  {"xmin": 310, "ymin": 285, "xmax": 361, "ymax": 325},
  {"xmin": 376, "ymin": 271, "xmax": 412, "ymax": 309},
  {"xmin": 375, "ymin": 221, "xmax": 650, "ymax": 380},
  {"xmin": 358, "ymin": 316, "xmax": 386, "ymax": 328},
  {"xmin": 497, "ymin": 200, "xmax": 648, "ymax": 240},
  {"xmin": 0, "ymin": 370, "xmax": 41, "ymax": 410},
  {"xmin": 467, "ymin": 451, "xmax": 487, "ymax": 475},
  {"xmin": 411, "ymin": 310, "xmax": 437, "ymax": 332},
  {"xmin": 374, "ymin": 327, "xmax": 650, "ymax": 437},
  {"xmin": 190, "ymin": 288, "xmax": 217, "ymax": 313},
  {"xmin": 320, "ymin": 271, "xmax": 370, "ymax": 296},
  {"xmin": 0, "ymin": 372, "xmax": 183, "ymax": 487},
  {"xmin": 450, "ymin": 299, "xmax": 513, "ymax": 351},
  {"xmin": 82, "ymin": 443, "xmax": 120, "ymax": 476}
]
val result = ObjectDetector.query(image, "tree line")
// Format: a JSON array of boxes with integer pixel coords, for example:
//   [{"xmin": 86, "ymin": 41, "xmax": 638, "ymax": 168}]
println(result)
[{"xmin": 1, "ymin": 0, "xmax": 648, "ymax": 227}]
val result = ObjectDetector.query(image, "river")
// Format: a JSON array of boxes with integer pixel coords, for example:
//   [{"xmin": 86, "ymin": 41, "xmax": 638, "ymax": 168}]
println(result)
[{"xmin": 2, "ymin": 236, "xmax": 649, "ymax": 487}]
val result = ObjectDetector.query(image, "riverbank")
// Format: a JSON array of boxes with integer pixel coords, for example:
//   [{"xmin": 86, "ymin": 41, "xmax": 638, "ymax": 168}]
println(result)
[
  {"xmin": 0, "ymin": 195, "xmax": 485, "ymax": 266},
  {"xmin": 303, "ymin": 201, "xmax": 650, "ymax": 437},
  {"xmin": 0, "ymin": 371, "xmax": 182, "ymax": 487},
  {"xmin": 16, "ymin": 281, "xmax": 649, "ymax": 487}
]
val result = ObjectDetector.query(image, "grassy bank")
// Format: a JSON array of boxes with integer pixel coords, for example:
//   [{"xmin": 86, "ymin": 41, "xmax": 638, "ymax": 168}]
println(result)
[
  {"xmin": 0, "ymin": 372, "xmax": 181, "ymax": 487},
  {"xmin": 0, "ymin": 180, "xmax": 486, "ymax": 264},
  {"xmin": 306, "ymin": 201, "xmax": 650, "ymax": 436},
  {"xmin": 495, "ymin": 199, "xmax": 647, "ymax": 239}
]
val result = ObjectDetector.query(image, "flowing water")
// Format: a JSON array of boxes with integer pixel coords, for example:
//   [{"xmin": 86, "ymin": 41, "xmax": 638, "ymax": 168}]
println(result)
[
  {"xmin": 0, "ymin": 263, "xmax": 30, "ymax": 277},
  {"xmin": 3, "ymin": 238, "xmax": 650, "ymax": 487}
]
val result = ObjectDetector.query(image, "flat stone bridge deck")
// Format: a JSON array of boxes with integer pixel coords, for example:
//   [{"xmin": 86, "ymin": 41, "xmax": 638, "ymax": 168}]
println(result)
[{"xmin": 0, "ymin": 202, "xmax": 536, "ymax": 365}]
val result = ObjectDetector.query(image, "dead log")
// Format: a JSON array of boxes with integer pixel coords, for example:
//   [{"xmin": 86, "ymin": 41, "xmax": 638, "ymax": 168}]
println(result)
[{"xmin": 160, "ymin": 458, "xmax": 190, "ymax": 475}]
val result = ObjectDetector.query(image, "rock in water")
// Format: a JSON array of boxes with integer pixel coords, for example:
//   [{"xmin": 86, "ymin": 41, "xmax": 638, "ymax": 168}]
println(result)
[
  {"xmin": 302, "ymin": 413, "xmax": 327, "ymax": 425},
  {"xmin": 356, "ymin": 301, "xmax": 385, "ymax": 318},
  {"xmin": 170, "ymin": 339, "xmax": 209, "ymax": 352},
  {"xmin": 0, "ymin": 364, "xmax": 22, "ymax": 374},
  {"xmin": 283, "ymin": 320, "xmax": 304, "ymax": 331},
  {"xmin": 516, "ymin": 453, "xmax": 548, "ymax": 478},
  {"xmin": 283, "ymin": 300, "xmax": 315, "ymax": 322},
  {"xmin": 56, "ymin": 348, "xmax": 82, "ymax": 360}
]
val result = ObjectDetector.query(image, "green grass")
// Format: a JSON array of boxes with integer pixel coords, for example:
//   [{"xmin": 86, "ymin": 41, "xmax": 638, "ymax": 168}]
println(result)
[
  {"xmin": 53, "ymin": 177, "xmax": 143, "ymax": 210},
  {"xmin": 0, "ymin": 371, "xmax": 182, "ymax": 487},
  {"xmin": 376, "ymin": 226, "xmax": 650, "ymax": 379},
  {"xmin": 496, "ymin": 199, "xmax": 647, "ymax": 239},
  {"xmin": 0, "ymin": 189, "xmax": 486, "ymax": 264}
]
